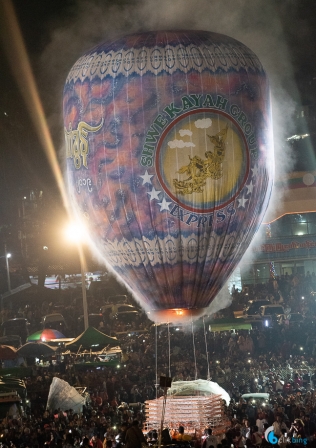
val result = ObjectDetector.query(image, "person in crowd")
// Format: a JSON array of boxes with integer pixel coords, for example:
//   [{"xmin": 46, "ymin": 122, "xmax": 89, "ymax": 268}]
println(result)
[
  {"xmin": 232, "ymin": 430, "xmax": 244, "ymax": 448},
  {"xmin": 288, "ymin": 419, "xmax": 306, "ymax": 440},
  {"xmin": 115, "ymin": 422, "xmax": 128, "ymax": 448},
  {"xmin": 277, "ymin": 428, "xmax": 289, "ymax": 448},
  {"xmin": 225, "ymin": 420, "xmax": 241, "ymax": 445},
  {"xmin": 303, "ymin": 414, "xmax": 316, "ymax": 440},
  {"xmin": 250, "ymin": 425, "xmax": 262, "ymax": 447},
  {"xmin": 63, "ymin": 433, "xmax": 75, "ymax": 447},
  {"xmin": 256, "ymin": 411, "xmax": 268, "ymax": 434},
  {"xmin": 273, "ymin": 415, "xmax": 289, "ymax": 438},
  {"xmin": 160, "ymin": 428, "xmax": 172, "ymax": 445},
  {"xmin": 82, "ymin": 437, "xmax": 91, "ymax": 447},
  {"xmin": 125, "ymin": 420, "xmax": 147, "ymax": 448},
  {"xmin": 147, "ymin": 429, "xmax": 158, "ymax": 444},
  {"xmin": 176, "ymin": 426, "xmax": 192, "ymax": 442},
  {"xmin": 240, "ymin": 419, "xmax": 251, "ymax": 443},
  {"xmin": 202, "ymin": 428, "xmax": 218, "ymax": 448},
  {"xmin": 90, "ymin": 433, "xmax": 103, "ymax": 448}
]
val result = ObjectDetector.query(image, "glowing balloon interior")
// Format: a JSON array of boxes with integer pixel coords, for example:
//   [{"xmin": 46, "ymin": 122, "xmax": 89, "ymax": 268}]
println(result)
[{"xmin": 63, "ymin": 31, "xmax": 273, "ymax": 322}]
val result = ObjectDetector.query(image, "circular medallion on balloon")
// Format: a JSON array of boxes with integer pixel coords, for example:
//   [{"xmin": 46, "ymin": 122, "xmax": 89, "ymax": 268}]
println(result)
[{"xmin": 156, "ymin": 109, "xmax": 249, "ymax": 213}]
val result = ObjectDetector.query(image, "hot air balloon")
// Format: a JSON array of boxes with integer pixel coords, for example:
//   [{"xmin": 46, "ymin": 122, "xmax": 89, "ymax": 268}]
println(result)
[{"xmin": 63, "ymin": 31, "xmax": 273, "ymax": 322}]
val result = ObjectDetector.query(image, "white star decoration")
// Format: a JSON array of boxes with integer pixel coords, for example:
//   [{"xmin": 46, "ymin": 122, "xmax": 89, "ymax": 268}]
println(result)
[
  {"xmin": 246, "ymin": 181, "xmax": 254, "ymax": 195},
  {"xmin": 147, "ymin": 187, "xmax": 161, "ymax": 201},
  {"xmin": 157, "ymin": 197, "xmax": 172, "ymax": 211},
  {"xmin": 140, "ymin": 170, "xmax": 153, "ymax": 185},
  {"xmin": 237, "ymin": 196, "xmax": 248, "ymax": 208},
  {"xmin": 251, "ymin": 165, "xmax": 259, "ymax": 178},
  {"xmin": 140, "ymin": 170, "xmax": 172, "ymax": 212}
]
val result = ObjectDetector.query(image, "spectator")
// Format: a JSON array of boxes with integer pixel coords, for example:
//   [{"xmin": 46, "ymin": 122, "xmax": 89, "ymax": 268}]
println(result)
[
  {"xmin": 176, "ymin": 426, "xmax": 192, "ymax": 442},
  {"xmin": 250, "ymin": 425, "xmax": 262, "ymax": 447},
  {"xmin": 90, "ymin": 434, "xmax": 103, "ymax": 448},
  {"xmin": 277, "ymin": 428, "xmax": 289, "ymax": 448},
  {"xmin": 202, "ymin": 428, "xmax": 218, "ymax": 448},
  {"xmin": 273, "ymin": 415, "xmax": 289, "ymax": 438},
  {"xmin": 256, "ymin": 412, "xmax": 268, "ymax": 434},
  {"xmin": 288, "ymin": 419, "xmax": 305, "ymax": 440},
  {"xmin": 303, "ymin": 414, "xmax": 316, "ymax": 439},
  {"xmin": 125, "ymin": 420, "xmax": 147, "ymax": 448}
]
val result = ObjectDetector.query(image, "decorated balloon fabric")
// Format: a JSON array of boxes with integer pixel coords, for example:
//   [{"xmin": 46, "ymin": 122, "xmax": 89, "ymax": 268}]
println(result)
[{"xmin": 63, "ymin": 31, "xmax": 273, "ymax": 322}]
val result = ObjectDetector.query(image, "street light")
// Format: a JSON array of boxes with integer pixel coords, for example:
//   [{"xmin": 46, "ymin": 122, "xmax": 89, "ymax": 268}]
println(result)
[{"xmin": 64, "ymin": 221, "xmax": 89, "ymax": 330}]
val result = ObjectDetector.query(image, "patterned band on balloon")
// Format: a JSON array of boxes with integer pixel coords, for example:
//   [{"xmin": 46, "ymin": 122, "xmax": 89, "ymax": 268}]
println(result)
[
  {"xmin": 101, "ymin": 232, "xmax": 247, "ymax": 268},
  {"xmin": 66, "ymin": 43, "xmax": 264, "ymax": 84}
]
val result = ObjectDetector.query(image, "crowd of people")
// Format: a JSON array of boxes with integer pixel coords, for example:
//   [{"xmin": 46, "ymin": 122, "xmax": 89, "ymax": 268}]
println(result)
[{"xmin": 0, "ymin": 272, "xmax": 316, "ymax": 447}]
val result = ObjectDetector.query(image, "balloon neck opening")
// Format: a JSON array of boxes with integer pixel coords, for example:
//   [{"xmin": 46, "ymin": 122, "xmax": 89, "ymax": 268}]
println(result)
[{"xmin": 147, "ymin": 307, "xmax": 207, "ymax": 324}]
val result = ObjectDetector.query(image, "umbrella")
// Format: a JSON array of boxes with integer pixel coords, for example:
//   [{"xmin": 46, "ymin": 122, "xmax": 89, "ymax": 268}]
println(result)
[
  {"xmin": 17, "ymin": 342, "xmax": 56, "ymax": 357},
  {"xmin": 27, "ymin": 329, "xmax": 65, "ymax": 342},
  {"xmin": 0, "ymin": 345, "xmax": 17, "ymax": 360}
]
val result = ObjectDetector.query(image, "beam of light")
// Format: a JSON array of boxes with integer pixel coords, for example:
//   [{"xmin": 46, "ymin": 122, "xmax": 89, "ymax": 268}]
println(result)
[
  {"xmin": 0, "ymin": 1, "xmax": 90, "ymax": 328},
  {"xmin": 0, "ymin": 0, "xmax": 69, "ymax": 212}
]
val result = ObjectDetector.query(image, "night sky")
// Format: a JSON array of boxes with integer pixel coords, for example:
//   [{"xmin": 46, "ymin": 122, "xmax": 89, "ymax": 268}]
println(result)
[{"xmin": 0, "ymin": 0, "xmax": 316, "ymax": 221}]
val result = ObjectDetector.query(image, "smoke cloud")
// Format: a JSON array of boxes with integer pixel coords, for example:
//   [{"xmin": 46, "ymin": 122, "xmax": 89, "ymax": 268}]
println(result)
[{"xmin": 40, "ymin": 0, "xmax": 299, "ymax": 187}]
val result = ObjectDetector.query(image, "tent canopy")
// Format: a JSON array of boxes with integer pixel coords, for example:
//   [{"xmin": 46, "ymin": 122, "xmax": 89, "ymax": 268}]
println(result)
[
  {"xmin": 65, "ymin": 327, "xmax": 119, "ymax": 350},
  {"xmin": 17, "ymin": 342, "xmax": 57, "ymax": 357},
  {"xmin": 0, "ymin": 346, "xmax": 17, "ymax": 360}
]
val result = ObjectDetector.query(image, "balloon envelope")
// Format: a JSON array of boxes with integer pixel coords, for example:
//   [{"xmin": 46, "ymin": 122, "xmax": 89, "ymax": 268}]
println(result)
[{"xmin": 63, "ymin": 31, "xmax": 273, "ymax": 322}]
